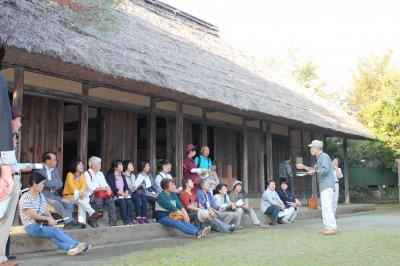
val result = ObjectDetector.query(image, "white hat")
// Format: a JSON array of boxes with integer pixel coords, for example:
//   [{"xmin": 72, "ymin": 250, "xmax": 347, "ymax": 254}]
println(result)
[
  {"xmin": 232, "ymin": 180, "xmax": 243, "ymax": 189},
  {"xmin": 197, "ymin": 209, "xmax": 210, "ymax": 223},
  {"xmin": 308, "ymin": 140, "xmax": 323, "ymax": 149}
]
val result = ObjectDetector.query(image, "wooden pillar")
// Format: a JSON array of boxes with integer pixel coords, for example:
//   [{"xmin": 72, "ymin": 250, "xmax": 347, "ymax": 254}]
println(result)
[
  {"xmin": 265, "ymin": 123, "xmax": 274, "ymax": 181},
  {"xmin": 343, "ymin": 138, "xmax": 350, "ymax": 204},
  {"xmin": 77, "ymin": 84, "xmax": 89, "ymax": 167},
  {"xmin": 12, "ymin": 67, "xmax": 24, "ymax": 161},
  {"xmin": 201, "ymin": 109, "xmax": 207, "ymax": 147},
  {"xmin": 166, "ymin": 117, "xmax": 173, "ymax": 163},
  {"xmin": 310, "ymin": 132, "xmax": 318, "ymax": 198},
  {"xmin": 241, "ymin": 119, "xmax": 249, "ymax": 193},
  {"xmin": 259, "ymin": 121, "xmax": 265, "ymax": 191},
  {"xmin": 175, "ymin": 102, "xmax": 184, "ymax": 186},
  {"xmin": 132, "ymin": 112, "xmax": 138, "ymax": 171},
  {"xmin": 396, "ymin": 159, "xmax": 400, "ymax": 205},
  {"xmin": 149, "ymin": 98, "xmax": 157, "ymax": 175}
]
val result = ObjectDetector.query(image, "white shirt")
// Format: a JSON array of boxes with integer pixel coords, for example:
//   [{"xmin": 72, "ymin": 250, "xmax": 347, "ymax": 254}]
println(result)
[
  {"xmin": 333, "ymin": 167, "xmax": 343, "ymax": 182},
  {"xmin": 134, "ymin": 173, "xmax": 152, "ymax": 188},
  {"xmin": 44, "ymin": 165, "xmax": 53, "ymax": 180},
  {"xmin": 83, "ymin": 169, "xmax": 109, "ymax": 199},
  {"xmin": 155, "ymin": 172, "xmax": 173, "ymax": 190},
  {"xmin": 125, "ymin": 173, "xmax": 136, "ymax": 190}
]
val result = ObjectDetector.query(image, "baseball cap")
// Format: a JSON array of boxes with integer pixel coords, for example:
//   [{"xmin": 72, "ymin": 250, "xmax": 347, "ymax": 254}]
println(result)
[{"xmin": 308, "ymin": 140, "xmax": 323, "ymax": 149}]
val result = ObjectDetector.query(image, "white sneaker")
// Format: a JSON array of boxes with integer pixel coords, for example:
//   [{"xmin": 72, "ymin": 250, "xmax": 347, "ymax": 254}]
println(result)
[{"xmin": 68, "ymin": 242, "xmax": 86, "ymax": 256}]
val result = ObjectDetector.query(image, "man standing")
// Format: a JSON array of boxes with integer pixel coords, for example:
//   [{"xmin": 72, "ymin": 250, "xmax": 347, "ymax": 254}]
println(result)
[
  {"xmin": 0, "ymin": 42, "xmax": 20, "ymax": 266},
  {"xmin": 278, "ymin": 155, "xmax": 293, "ymax": 193},
  {"xmin": 37, "ymin": 152, "xmax": 78, "ymax": 229},
  {"xmin": 296, "ymin": 140, "xmax": 338, "ymax": 235}
]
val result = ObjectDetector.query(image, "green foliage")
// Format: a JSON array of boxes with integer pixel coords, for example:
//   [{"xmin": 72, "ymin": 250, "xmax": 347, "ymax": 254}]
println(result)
[{"xmin": 346, "ymin": 52, "xmax": 400, "ymax": 168}]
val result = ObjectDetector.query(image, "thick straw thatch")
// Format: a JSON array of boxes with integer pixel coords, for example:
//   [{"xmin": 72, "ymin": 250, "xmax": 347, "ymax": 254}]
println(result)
[{"xmin": 0, "ymin": 0, "xmax": 371, "ymax": 139}]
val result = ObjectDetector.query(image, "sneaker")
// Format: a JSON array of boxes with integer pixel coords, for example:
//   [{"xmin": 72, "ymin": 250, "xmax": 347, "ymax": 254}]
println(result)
[
  {"xmin": 136, "ymin": 218, "xmax": 144, "ymax": 224},
  {"xmin": 201, "ymin": 226, "xmax": 212, "ymax": 238},
  {"xmin": 67, "ymin": 242, "xmax": 86, "ymax": 256},
  {"xmin": 269, "ymin": 221, "xmax": 276, "ymax": 226},
  {"xmin": 110, "ymin": 222, "xmax": 118, "ymax": 227},
  {"xmin": 195, "ymin": 230, "xmax": 203, "ymax": 239},
  {"xmin": 64, "ymin": 222, "xmax": 78, "ymax": 230},
  {"xmin": 87, "ymin": 218, "xmax": 99, "ymax": 228},
  {"xmin": 83, "ymin": 243, "xmax": 92, "ymax": 253},
  {"xmin": 228, "ymin": 224, "xmax": 237, "ymax": 233},
  {"xmin": 143, "ymin": 218, "xmax": 150, "ymax": 224},
  {"xmin": 78, "ymin": 223, "xmax": 87, "ymax": 229}
]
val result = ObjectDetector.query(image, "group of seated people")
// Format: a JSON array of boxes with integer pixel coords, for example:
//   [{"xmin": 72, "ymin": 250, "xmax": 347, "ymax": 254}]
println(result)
[{"xmin": 17, "ymin": 147, "xmax": 301, "ymax": 257}]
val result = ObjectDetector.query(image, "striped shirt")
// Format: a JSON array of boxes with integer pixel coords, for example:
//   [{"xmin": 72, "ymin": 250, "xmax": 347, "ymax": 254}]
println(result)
[{"xmin": 19, "ymin": 192, "xmax": 47, "ymax": 226}]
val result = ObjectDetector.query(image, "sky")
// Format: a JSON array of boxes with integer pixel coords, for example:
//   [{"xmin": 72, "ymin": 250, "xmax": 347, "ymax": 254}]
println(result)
[{"xmin": 164, "ymin": 0, "xmax": 400, "ymax": 92}]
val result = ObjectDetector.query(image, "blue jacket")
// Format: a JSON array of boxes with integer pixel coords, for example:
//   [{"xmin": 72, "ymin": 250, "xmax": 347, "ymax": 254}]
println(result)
[
  {"xmin": 196, "ymin": 190, "xmax": 218, "ymax": 210},
  {"xmin": 106, "ymin": 172, "xmax": 129, "ymax": 196},
  {"xmin": 277, "ymin": 189, "xmax": 296, "ymax": 208}
]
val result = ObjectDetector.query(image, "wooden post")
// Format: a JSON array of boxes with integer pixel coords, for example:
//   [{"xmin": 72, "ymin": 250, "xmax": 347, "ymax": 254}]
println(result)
[
  {"xmin": 241, "ymin": 119, "xmax": 249, "ymax": 193},
  {"xmin": 265, "ymin": 123, "xmax": 274, "ymax": 181},
  {"xmin": 149, "ymin": 98, "xmax": 157, "ymax": 174},
  {"xmin": 13, "ymin": 67, "xmax": 24, "ymax": 161},
  {"xmin": 175, "ymin": 102, "xmax": 184, "ymax": 186},
  {"xmin": 166, "ymin": 117, "xmax": 173, "ymax": 163},
  {"xmin": 201, "ymin": 109, "xmax": 207, "ymax": 146},
  {"xmin": 259, "ymin": 121, "xmax": 265, "ymax": 191},
  {"xmin": 310, "ymin": 132, "xmax": 318, "ymax": 198},
  {"xmin": 77, "ymin": 84, "xmax": 89, "ymax": 167},
  {"xmin": 343, "ymin": 138, "xmax": 350, "ymax": 204},
  {"xmin": 132, "ymin": 112, "xmax": 138, "ymax": 171}
]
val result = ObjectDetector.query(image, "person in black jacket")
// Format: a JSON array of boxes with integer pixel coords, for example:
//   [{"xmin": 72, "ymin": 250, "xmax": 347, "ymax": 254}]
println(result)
[
  {"xmin": 106, "ymin": 160, "xmax": 134, "ymax": 225},
  {"xmin": 277, "ymin": 181, "xmax": 301, "ymax": 223}
]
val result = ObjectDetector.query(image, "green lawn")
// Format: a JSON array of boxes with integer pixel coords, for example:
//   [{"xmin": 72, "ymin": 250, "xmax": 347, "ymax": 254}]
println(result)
[{"xmin": 110, "ymin": 210, "xmax": 400, "ymax": 266}]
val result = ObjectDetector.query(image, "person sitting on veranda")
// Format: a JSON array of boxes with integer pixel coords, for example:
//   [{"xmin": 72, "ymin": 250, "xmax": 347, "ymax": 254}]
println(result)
[
  {"xmin": 63, "ymin": 159, "xmax": 102, "ymax": 228},
  {"xmin": 213, "ymin": 184, "xmax": 242, "ymax": 228},
  {"xmin": 229, "ymin": 180, "xmax": 264, "ymax": 227},
  {"xmin": 106, "ymin": 160, "xmax": 134, "ymax": 226},
  {"xmin": 155, "ymin": 179, "xmax": 211, "ymax": 239},
  {"xmin": 277, "ymin": 181, "xmax": 301, "ymax": 223},
  {"xmin": 260, "ymin": 180, "xmax": 296, "ymax": 225},
  {"xmin": 19, "ymin": 172, "xmax": 91, "ymax": 256},
  {"xmin": 84, "ymin": 156, "xmax": 117, "ymax": 227},
  {"xmin": 155, "ymin": 160, "xmax": 173, "ymax": 191},
  {"xmin": 194, "ymin": 146, "xmax": 219, "ymax": 193},
  {"xmin": 196, "ymin": 179, "xmax": 236, "ymax": 233}
]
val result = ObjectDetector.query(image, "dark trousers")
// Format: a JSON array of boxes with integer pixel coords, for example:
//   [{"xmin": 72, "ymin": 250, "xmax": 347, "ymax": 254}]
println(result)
[
  {"xmin": 114, "ymin": 198, "xmax": 134, "ymax": 224},
  {"xmin": 6, "ymin": 236, "xmax": 10, "ymax": 257},
  {"xmin": 132, "ymin": 191, "xmax": 147, "ymax": 218},
  {"xmin": 90, "ymin": 197, "xmax": 117, "ymax": 224},
  {"xmin": 265, "ymin": 205, "xmax": 281, "ymax": 222}
]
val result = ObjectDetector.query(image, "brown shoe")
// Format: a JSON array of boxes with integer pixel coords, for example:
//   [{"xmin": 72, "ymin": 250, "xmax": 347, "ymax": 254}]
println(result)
[
  {"xmin": 319, "ymin": 229, "xmax": 329, "ymax": 234},
  {"xmin": 323, "ymin": 229, "xmax": 338, "ymax": 235},
  {"xmin": 0, "ymin": 261, "xmax": 19, "ymax": 266},
  {"xmin": 254, "ymin": 223, "xmax": 265, "ymax": 228}
]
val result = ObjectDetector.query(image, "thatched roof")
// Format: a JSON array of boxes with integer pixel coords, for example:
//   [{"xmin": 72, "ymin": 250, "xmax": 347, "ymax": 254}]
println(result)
[{"xmin": 0, "ymin": 0, "xmax": 371, "ymax": 139}]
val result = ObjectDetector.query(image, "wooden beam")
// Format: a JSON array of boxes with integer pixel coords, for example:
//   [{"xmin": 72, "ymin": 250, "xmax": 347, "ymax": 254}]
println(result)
[
  {"xmin": 175, "ymin": 102, "xmax": 184, "ymax": 186},
  {"xmin": 149, "ymin": 98, "xmax": 157, "ymax": 175},
  {"xmin": 241, "ymin": 120, "xmax": 249, "ymax": 193},
  {"xmin": 265, "ymin": 123, "xmax": 274, "ymax": 181},
  {"xmin": 201, "ymin": 108, "xmax": 207, "ymax": 146},
  {"xmin": 12, "ymin": 67, "xmax": 24, "ymax": 161},
  {"xmin": 259, "ymin": 121, "xmax": 265, "ymax": 191},
  {"xmin": 77, "ymin": 84, "xmax": 89, "ymax": 168},
  {"xmin": 343, "ymin": 138, "xmax": 350, "ymax": 204}
]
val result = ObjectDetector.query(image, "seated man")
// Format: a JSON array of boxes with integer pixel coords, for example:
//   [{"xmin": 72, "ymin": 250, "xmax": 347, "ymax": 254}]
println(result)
[
  {"xmin": 37, "ymin": 152, "xmax": 79, "ymax": 229},
  {"xmin": 214, "ymin": 184, "xmax": 242, "ymax": 228},
  {"xmin": 277, "ymin": 181, "xmax": 301, "ymax": 223},
  {"xmin": 260, "ymin": 180, "xmax": 291, "ymax": 226},
  {"xmin": 229, "ymin": 180, "xmax": 264, "ymax": 227},
  {"xmin": 19, "ymin": 172, "xmax": 90, "ymax": 256},
  {"xmin": 196, "ymin": 179, "xmax": 236, "ymax": 233}
]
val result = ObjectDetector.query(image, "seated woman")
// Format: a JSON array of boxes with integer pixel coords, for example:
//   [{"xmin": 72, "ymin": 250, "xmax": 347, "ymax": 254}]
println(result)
[
  {"xmin": 133, "ymin": 161, "xmax": 161, "ymax": 223},
  {"xmin": 277, "ymin": 181, "xmax": 301, "ymax": 223},
  {"xmin": 229, "ymin": 180, "xmax": 264, "ymax": 227},
  {"xmin": 213, "ymin": 184, "xmax": 242, "ymax": 228},
  {"xmin": 63, "ymin": 159, "xmax": 102, "ymax": 228},
  {"xmin": 106, "ymin": 160, "xmax": 134, "ymax": 226},
  {"xmin": 180, "ymin": 178, "xmax": 233, "ymax": 233},
  {"xmin": 155, "ymin": 179, "xmax": 211, "ymax": 239},
  {"xmin": 20, "ymin": 172, "xmax": 90, "ymax": 256},
  {"xmin": 123, "ymin": 160, "xmax": 136, "ymax": 193}
]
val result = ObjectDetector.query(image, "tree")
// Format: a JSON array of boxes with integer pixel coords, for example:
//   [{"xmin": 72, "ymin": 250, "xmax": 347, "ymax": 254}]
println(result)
[{"xmin": 346, "ymin": 52, "xmax": 400, "ymax": 169}]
